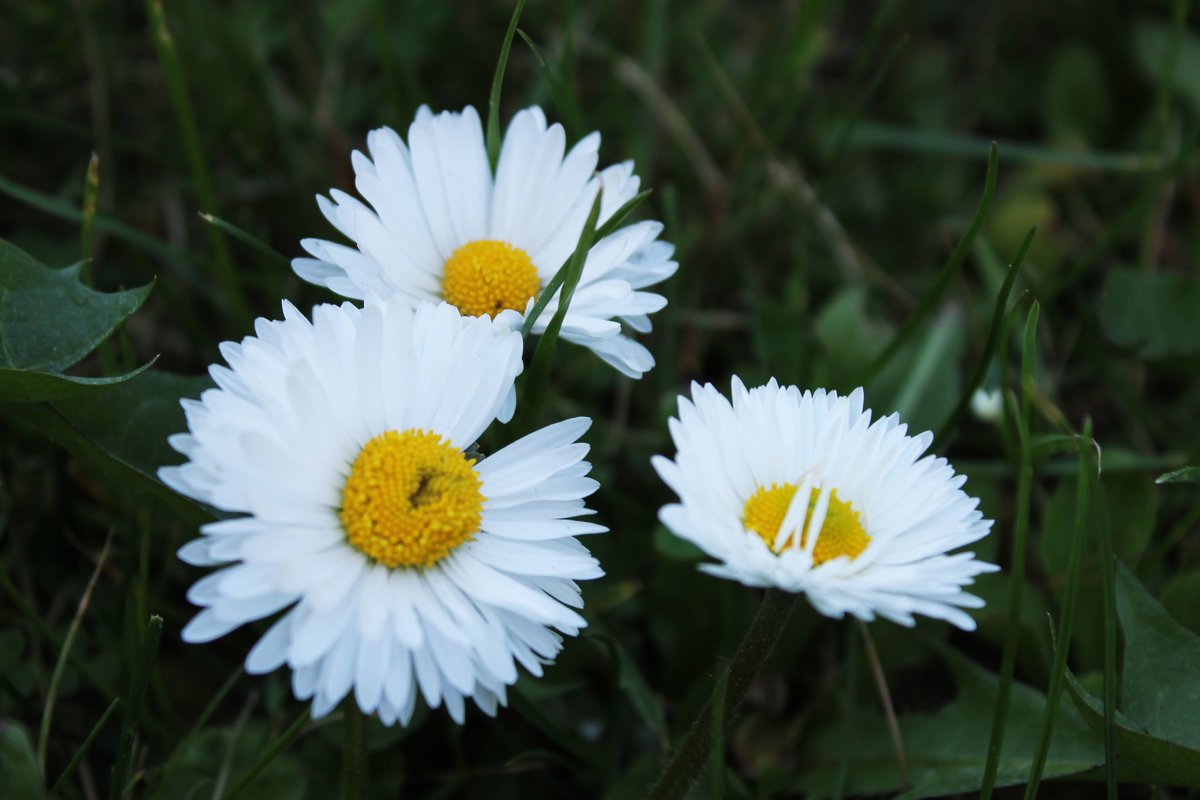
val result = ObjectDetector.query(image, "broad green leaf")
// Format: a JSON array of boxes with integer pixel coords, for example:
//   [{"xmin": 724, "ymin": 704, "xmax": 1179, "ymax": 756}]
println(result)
[
  {"xmin": 0, "ymin": 720, "xmax": 44, "ymax": 800},
  {"xmin": 1117, "ymin": 561, "xmax": 1200, "ymax": 753},
  {"xmin": 150, "ymin": 725, "xmax": 304, "ymax": 800},
  {"xmin": 0, "ymin": 239, "xmax": 151, "ymax": 373},
  {"xmin": 793, "ymin": 643, "xmax": 1101, "ymax": 799},
  {"xmin": 1156, "ymin": 466, "xmax": 1200, "ymax": 484},
  {"xmin": 588, "ymin": 631, "xmax": 668, "ymax": 740},
  {"xmin": 1160, "ymin": 568, "xmax": 1200, "ymax": 636},
  {"xmin": 814, "ymin": 287, "xmax": 890, "ymax": 387},
  {"xmin": 1065, "ymin": 669, "xmax": 1200, "ymax": 786},
  {"xmin": 2, "ymin": 371, "xmax": 215, "ymax": 526},
  {"xmin": 0, "ymin": 361, "xmax": 154, "ymax": 403},
  {"xmin": 1101, "ymin": 269, "xmax": 1200, "ymax": 357},
  {"xmin": 54, "ymin": 370, "xmax": 213, "ymax": 475}
]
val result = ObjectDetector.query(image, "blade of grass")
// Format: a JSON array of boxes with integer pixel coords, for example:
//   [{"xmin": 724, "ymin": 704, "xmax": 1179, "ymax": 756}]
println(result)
[
  {"xmin": 144, "ymin": 0, "xmax": 248, "ymax": 324},
  {"xmin": 212, "ymin": 692, "xmax": 256, "ymax": 800},
  {"xmin": 0, "ymin": 558, "xmax": 117, "ymax": 701},
  {"xmin": 81, "ymin": 152, "xmax": 100, "ymax": 274},
  {"xmin": 514, "ymin": 191, "xmax": 602, "ymax": 430},
  {"xmin": 1093, "ymin": 461, "xmax": 1118, "ymax": 800},
  {"xmin": 832, "ymin": 621, "xmax": 861, "ymax": 800},
  {"xmin": 822, "ymin": 33, "xmax": 910, "ymax": 179},
  {"xmin": 38, "ymin": 530, "xmax": 113, "ymax": 776},
  {"xmin": 858, "ymin": 620, "xmax": 906, "ymax": 790},
  {"xmin": 1024, "ymin": 417, "xmax": 1094, "ymax": 799},
  {"xmin": 199, "ymin": 213, "xmax": 290, "ymax": 269},
  {"xmin": 518, "ymin": 188, "xmax": 650, "ymax": 340},
  {"xmin": 709, "ymin": 670, "xmax": 728, "ymax": 800},
  {"xmin": 486, "ymin": 0, "xmax": 527, "ymax": 168},
  {"xmin": 864, "ymin": 143, "xmax": 999, "ymax": 383},
  {"xmin": 218, "ymin": 708, "xmax": 311, "ymax": 800},
  {"xmin": 979, "ymin": 391, "xmax": 1034, "ymax": 799},
  {"xmin": 935, "ymin": 227, "xmax": 1035, "ymax": 446},
  {"xmin": 517, "ymin": 29, "xmax": 582, "ymax": 140},
  {"xmin": 49, "ymin": 696, "xmax": 120, "ymax": 796},
  {"xmin": 646, "ymin": 589, "xmax": 796, "ymax": 800},
  {"xmin": 980, "ymin": 303, "xmax": 1039, "ymax": 800},
  {"xmin": 109, "ymin": 614, "xmax": 163, "ymax": 800},
  {"xmin": 842, "ymin": 123, "xmax": 1159, "ymax": 172}
]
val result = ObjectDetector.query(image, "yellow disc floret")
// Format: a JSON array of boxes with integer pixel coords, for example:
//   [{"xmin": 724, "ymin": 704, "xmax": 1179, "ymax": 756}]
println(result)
[
  {"xmin": 340, "ymin": 429, "xmax": 484, "ymax": 569},
  {"xmin": 742, "ymin": 482, "xmax": 870, "ymax": 565},
  {"xmin": 441, "ymin": 239, "xmax": 542, "ymax": 318}
]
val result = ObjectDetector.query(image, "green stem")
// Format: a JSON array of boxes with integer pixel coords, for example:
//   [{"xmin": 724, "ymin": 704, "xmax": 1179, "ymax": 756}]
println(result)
[
  {"xmin": 645, "ymin": 589, "xmax": 797, "ymax": 800},
  {"xmin": 831, "ymin": 623, "xmax": 861, "ymax": 800},
  {"xmin": 341, "ymin": 701, "xmax": 368, "ymax": 800}
]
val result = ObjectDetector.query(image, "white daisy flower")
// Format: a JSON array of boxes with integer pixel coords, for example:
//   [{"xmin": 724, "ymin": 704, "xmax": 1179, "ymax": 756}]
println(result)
[
  {"xmin": 293, "ymin": 104, "xmax": 678, "ymax": 379},
  {"xmin": 651, "ymin": 378, "xmax": 997, "ymax": 630},
  {"xmin": 160, "ymin": 299, "xmax": 605, "ymax": 725}
]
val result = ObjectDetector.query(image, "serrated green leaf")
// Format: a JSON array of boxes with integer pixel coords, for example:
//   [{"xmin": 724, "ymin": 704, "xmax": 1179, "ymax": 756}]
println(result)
[
  {"xmin": 0, "ymin": 239, "xmax": 151, "ymax": 373},
  {"xmin": 0, "ymin": 360, "xmax": 154, "ymax": 403},
  {"xmin": 1101, "ymin": 269, "xmax": 1200, "ymax": 357},
  {"xmin": 794, "ymin": 643, "xmax": 1101, "ymax": 799},
  {"xmin": 0, "ymin": 720, "xmax": 44, "ymax": 800},
  {"xmin": 1116, "ymin": 561, "xmax": 1200, "ymax": 753}
]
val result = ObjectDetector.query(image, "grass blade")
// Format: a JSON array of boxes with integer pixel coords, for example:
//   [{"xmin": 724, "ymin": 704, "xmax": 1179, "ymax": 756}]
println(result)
[
  {"xmin": 200, "ymin": 213, "xmax": 290, "ymax": 269},
  {"xmin": 1093, "ymin": 465, "xmax": 1118, "ymax": 799},
  {"xmin": 81, "ymin": 152, "xmax": 100, "ymax": 272},
  {"xmin": 980, "ymin": 303, "xmax": 1040, "ymax": 800},
  {"xmin": 37, "ymin": 531, "xmax": 113, "ymax": 775},
  {"xmin": 1023, "ymin": 417, "xmax": 1093, "ymax": 799},
  {"xmin": 518, "ymin": 188, "xmax": 649, "ymax": 340},
  {"xmin": 935, "ymin": 226, "xmax": 1036, "ymax": 446},
  {"xmin": 109, "ymin": 614, "xmax": 163, "ymax": 800},
  {"xmin": 218, "ymin": 708, "xmax": 311, "ymax": 800},
  {"xmin": 514, "ymin": 191, "xmax": 602, "ymax": 431},
  {"xmin": 50, "ymin": 697, "xmax": 119, "ymax": 796},
  {"xmin": 646, "ymin": 589, "xmax": 796, "ymax": 800},
  {"xmin": 517, "ymin": 28, "xmax": 581, "ymax": 139},
  {"xmin": 144, "ymin": 0, "xmax": 248, "ymax": 324},
  {"xmin": 486, "ymin": 0, "xmax": 527, "ymax": 168},
  {"xmin": 865, "ymin": 142, "xmax": 999, "ymax": 382},
  {"xmin": 832, "ymin": 621, "xmax": 861, "ymax": 800}
]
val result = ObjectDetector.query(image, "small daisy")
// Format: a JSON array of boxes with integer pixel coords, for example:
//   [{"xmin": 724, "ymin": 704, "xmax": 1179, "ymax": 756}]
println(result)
[
  {"xmin": 293, "ymin": 104, "xmax": 678, "ymax": 378},
  {"xmin": 161, "ymin": 299, "xmax": 605, "ymax": 724},
  {"xmin": 651, "ymin": 378, "xmax": 997, "ymax": 629}
]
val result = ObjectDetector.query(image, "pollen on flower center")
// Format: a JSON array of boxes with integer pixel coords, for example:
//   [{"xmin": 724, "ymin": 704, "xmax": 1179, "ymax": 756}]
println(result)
[
  {"xmin": 340, "ymin": 429, "xmax": 484, "ymax": 569},
  {"xmin": 441, "ymin": 239, "xmax": 542, "ymax": 318},
  {"xmin": 742, "ymin": 482, "xmax": 870, "ymax": 565}
]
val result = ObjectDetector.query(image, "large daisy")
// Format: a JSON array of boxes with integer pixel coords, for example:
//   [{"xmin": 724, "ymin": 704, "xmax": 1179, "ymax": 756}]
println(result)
[
  {"xmin": 161, "ymin": 299, "xmax": 605, "ymax": 724},
  {"xmin": 293, "ymin": 105, "xmax": 678, "ymax": 378},
  {"xmin": 651, "ymin": 378, "xmax": 996, "ymax": 629}
]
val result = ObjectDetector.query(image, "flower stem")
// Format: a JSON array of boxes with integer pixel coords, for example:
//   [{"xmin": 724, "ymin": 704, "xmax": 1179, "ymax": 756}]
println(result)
[
  {"xmin": 857, "ymin": 619, "xmax": 907, "ymax": 790},
  {"xmin": 645, "ymin": 588, "xmax": 797, "ymax": 800},
  {"xmin": 341, "ymin": 700, "xmax": 369, "ymax": 800}
]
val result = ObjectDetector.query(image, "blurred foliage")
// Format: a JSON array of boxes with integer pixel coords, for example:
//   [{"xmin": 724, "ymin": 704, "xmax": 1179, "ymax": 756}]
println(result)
[{"xmin": 3, "ymin": 0, "xmax": 1200, "ymax": 797}]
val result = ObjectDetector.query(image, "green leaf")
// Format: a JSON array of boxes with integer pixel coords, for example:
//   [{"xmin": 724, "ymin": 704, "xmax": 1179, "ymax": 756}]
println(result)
[
  {"xmin": 2, "ymin": 371, "xmax": 215, "ymax": 527},
  {"xmin": 1065, "ymin": 670, "xmax": 1200, "ymax": 786},
  {"xmin": 1040, "ymin": 474, "xmax": 1155, "ymax": 579},
  {"xmin": 0, "ymin": 720, "xmax": 45, "ymax": 800},
  {"xmin": 794, "ymin": 643, "xmax": 1101, "ymax": 799},
  {"xmin": 1160, "ymin": 568, "xmax": 1200, "ymax": 636},
  {"xmin": 589, "ymin": 632, "xmax": 668, "ymax": 740},
  {"xmin": 652, "ymin": 525, "xmax": 706, "ymax": 562},
  {"xmin": 0, "ymin": 239, "xmax": 151, "ymax": 373},
  {"xmin": 0, "ymin": 360, "xmax": 154, "ymax": 403},
  {"xmin": 1116, "ymin": 561, "xmax": 1200, "ymax": 753},
  {"xmin": 1156, "ymin": 466, "xmax": 1200, "ymax": 484},
  {"xmin": 1101, "ymin": 268, "xmax": 1200, "ymax": 357},
  {"xmin": 54, "ymin": 370, "xmax": 213, "ymax": 475},
  {"xmin": 151, "ymin": 725, "xmax": 305, "ymax": 800}
]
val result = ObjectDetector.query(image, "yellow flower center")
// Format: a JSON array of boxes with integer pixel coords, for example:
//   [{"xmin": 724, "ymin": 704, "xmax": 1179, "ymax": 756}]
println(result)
[
  {"xmin": 742, "ymin": 482, "xmax": 870, "ymax": 565},
  {"xmin": 441, "ymin": 239, "xmax": 542, "ymax": 318},
  {"xmin": 340, "ymin": 429, "xmax": 484, "ymax": 569}
]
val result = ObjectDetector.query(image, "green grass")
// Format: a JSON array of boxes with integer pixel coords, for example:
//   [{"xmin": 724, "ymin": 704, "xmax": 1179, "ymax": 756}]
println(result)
[{"xmin": 3, "ymin": 1, "xmax": 1200, "ymax": 798}]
